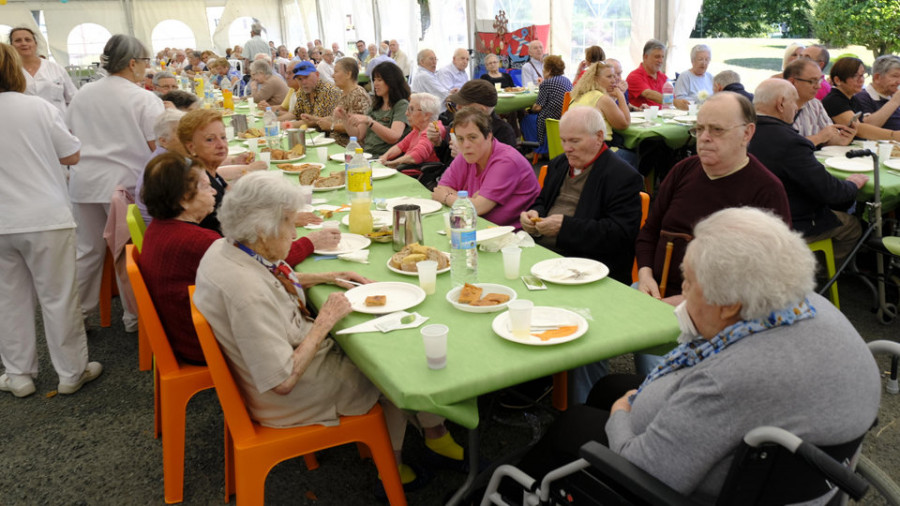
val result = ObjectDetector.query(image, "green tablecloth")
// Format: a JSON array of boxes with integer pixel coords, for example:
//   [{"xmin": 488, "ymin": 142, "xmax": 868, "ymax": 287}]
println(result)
[
  {"xmin": 495, "ymin": 92, "xmax": 537, "ymax": 115},
  {"xmin": 814, "ymin": 154, "xmax": 900, "ymax": 213},
  {"xmin": 614, "ymin": 118, "xmax": 692, "ymax": 150},
  {"xmin": 265, "ymin": 141, "xmax": 679, "ymax": 428}
]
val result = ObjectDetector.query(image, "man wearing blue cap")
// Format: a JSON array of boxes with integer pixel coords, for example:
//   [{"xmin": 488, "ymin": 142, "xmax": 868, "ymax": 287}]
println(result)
[{"xmin": 283, "ymin": 61, "xmax": 342, "ymax": 129}]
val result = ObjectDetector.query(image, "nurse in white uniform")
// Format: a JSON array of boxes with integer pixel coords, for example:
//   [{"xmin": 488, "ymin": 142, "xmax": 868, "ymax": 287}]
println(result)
[
  {"xmin": 9, "ymin": 27, "xmax": 77, "ymax": 114},
  {"xmin": 66, "ymin": 34, "xmax": 164, "ymax": 330},
  {"xmin": 0, "ymin": 43, "xmax": 102, "ymax": 398}
]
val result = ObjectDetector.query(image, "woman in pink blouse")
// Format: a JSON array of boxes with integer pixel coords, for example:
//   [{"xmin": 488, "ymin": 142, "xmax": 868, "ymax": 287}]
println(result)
[{"xmin": 378, "ymin": 93, "xmax": 445, "ymax": 167}]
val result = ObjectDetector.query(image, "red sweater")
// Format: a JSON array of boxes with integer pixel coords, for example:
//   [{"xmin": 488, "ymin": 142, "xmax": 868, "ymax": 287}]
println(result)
[
  {"xmin": 635, "ymin": 155, "xmax": 790, "ymax": 296},
  {"xmin": 139, "ymin": 219, "xmax": 314, "ymax": 364}
]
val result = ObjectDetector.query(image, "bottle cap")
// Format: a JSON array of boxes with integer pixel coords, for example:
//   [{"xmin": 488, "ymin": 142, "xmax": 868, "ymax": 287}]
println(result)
[
  {"xmin": 355, "ymin": 148, "xmax": 363, "ymax": 153},
  {"xmin": 458, "ymin": 190, "xmax": 468, "ymax": 198},
  {"xmin": 349, "ymin": 136, "xmax": 357, "ymax": 142}
]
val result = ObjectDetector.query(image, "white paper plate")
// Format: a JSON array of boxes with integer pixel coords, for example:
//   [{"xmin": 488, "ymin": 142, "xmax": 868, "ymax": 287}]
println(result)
[
  {"xmin": 242, "ymin": 138, "xmax": 267, "ymax": 147},
  {"xmin": 630, "ymin": 112, "xmax": 645, "ymax": 120},
  {"xmin": 659, "ymin": 109, "xmax": 687, "ymax": 117},
  {"xmin": 674, "ymin": 115, "xmax": 698, "ymax": 124},
  {"xmin": 476, "ymin": 226, "xmax": 515, "ymax": 243},
  {"xmin": 276, "ymin": 162, "xmax": 323, "ymax": 174},
  {"xmin": 342, "ymin": 210, "xmax": 392, "ymax": 228},
  {"xmin": 824, "ymin": 156, "xmax": 874, "ymax": 173},
  {"xmin": 372, "ymin": 167, "xmax": 398, "ymax": 180},
  {"xmin": 885, "ymin": 159, "xmax": 900, "ymax": 170},
  {"xmin": 530, "ymin": 257, "xmax": 609, "ymax": 285},
  {"xmin": 387, "ymin": 252, "xmax": 451, "ymax": 276},
  {"xmin": 228, "ymin": 145, "xmax": 247, "ymax": 155},
  {"xmin": 313, "ymin": 233, "xmax": 371, "ymax": 255},
  {"xmin": 313, "ymin": 182, "xmax": 346, "ymax": 191},
  {"xmin": 329, "ymin": 153, "xmax": 373, "ymax": 162},
  {"xmin": 497, "ymin": 93, "xmax": 516, "ymax": 98},
  {"xmin": 385, "ymin": 197, "xmax": 443, "ymax": 215},
  {"xmin": 306, "ymin": 136, "xmax": 336, "ymax": 146},
  {"xmin": 491, "ymin": 306, "xmax": 588, "ymax": 346},
  {"xmin": 818, "ymin": 145, "xmax": 856, "ymax": 158},
  {"xmin": 445, "ymin": 283, "xmax": 517, "ymax": 313},
  {"xmin": 345, "ymin": 282, "xmax": 426, "ymax": 314},
  {"xmin": 269, "ymin": 153, "xmax": 307, "ymax": 164}
]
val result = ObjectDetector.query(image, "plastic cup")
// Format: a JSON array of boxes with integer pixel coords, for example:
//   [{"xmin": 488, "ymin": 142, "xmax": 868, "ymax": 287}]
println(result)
[
  {"xmin": 416, "ymin": 260, "xmax": 438, "ymax": 295},
  {"xmin": 442, "ymin": 212, "xmax": 451, "ymax": 238},
  {"xmin": 224, "ymin": 125, "xmax": 235, "ymax": 141},
  {"xmin": 878, "ymin": 142, "xmax": 893, "ymax": 162},
  {"xmin": 494, "ymin": 82, "xmax": 502, "ymax": 92},
  {"xmin": 688, "ymin": 103, "xmax": 698, "ymax": 115},
  {"xmin": 501, "ymin": 246, "xmax": 522, "ymax": 280},
  {"xmin": 316, "ymin": 146, "xmax": 329, "ymax": 162},
  {"xmin": 863, "ymin": 141, "xmax": 877, "ymax": 153},
  {"xmin": 421, "ymin": 324, "xmax": 448, "ymax": 369},
  {"xmin": 298, "ymin": 185, "xmax": 313, "ymax": 210},
  {"xmin": 323, "ymin": 221, "xmax": 340, "ymax": 231},
  {"xmin": 258, "ymin": 151, "xmax": 271, "ymax": 164},
  {"xmin": 646, "ymin": 106, "xmax": 659, "ymax": 122},
  {"xmin": 507, "ymin": 300, "xmax": 533, "ymax": 338}
]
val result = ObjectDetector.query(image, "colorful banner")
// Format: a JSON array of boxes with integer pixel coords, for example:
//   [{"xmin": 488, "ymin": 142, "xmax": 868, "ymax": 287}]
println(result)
[{"xmin": 475, "ymin": 24, "xmax": 549, "ymax": 70}]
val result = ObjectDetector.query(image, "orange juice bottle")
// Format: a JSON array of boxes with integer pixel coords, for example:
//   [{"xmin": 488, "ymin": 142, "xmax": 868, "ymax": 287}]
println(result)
[{"xmin": 222, "ymin": 89, "xmax": 234, "ymax": 111}]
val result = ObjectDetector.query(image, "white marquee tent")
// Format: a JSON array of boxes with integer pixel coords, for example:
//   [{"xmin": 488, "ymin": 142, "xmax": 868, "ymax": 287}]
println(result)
[{"xmin": 1, "ymin": 0, "xmax": 702, "ymax": 78}]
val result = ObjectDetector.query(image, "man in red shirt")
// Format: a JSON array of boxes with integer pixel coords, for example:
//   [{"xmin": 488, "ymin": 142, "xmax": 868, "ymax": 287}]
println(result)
[{"xmin": 627, "ymin": 39, "xmax": 687, "ymax": 109}]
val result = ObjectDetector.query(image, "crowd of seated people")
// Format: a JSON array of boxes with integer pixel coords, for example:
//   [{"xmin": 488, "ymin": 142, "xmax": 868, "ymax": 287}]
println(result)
[{"xmin": 6, "ymin": 23, "xmax": 900, "ymax": 503}]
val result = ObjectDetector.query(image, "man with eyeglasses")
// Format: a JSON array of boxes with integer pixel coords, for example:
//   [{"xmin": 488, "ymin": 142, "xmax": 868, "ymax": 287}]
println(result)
[
  {"xmin": 801, "ymin": 44, "xmax": 832, "ymax": 101},
  {"xmin": 633, "ymin": 91, "xmax": 790, "ymax": 376},
  {"xmin": 749, "ymin": 78, "xmax": 864, "ymax": 262},
  {"xmin": 854, "ymin": 54, "xmax": 900, "ymax": 131},
  {"xmin": 784, "ymin": 59, "xmax": 855, "ymax": 147}
]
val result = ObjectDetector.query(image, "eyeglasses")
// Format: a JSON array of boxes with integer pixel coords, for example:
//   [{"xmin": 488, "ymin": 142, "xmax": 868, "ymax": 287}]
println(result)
[
  {"xmin": 136, "ymin": 57, "xmax": 151, "ymax": 64},
  {"xmin": 852, "ymin": 71, "xmax": 868, "ymax": 80},
  {"xmin": 794, "ymin": 75, "xmax": 824, "ymax": 85},
  {"xmin": 689, "ymin": 123, "xmax": 747, "ymax": 138}
]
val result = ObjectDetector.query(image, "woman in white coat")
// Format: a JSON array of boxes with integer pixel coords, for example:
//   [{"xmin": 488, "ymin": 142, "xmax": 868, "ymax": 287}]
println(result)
[
  {"xmin": 66, "ymin": 34, "xmax": 165, "ymax": 330},
  {"xmin": 9, "ymin": 26, "xmax": 77, "ymax": 114},
  {"xmin": 0, "ymin": 43, "xmax": 102, "ymax": 398}
]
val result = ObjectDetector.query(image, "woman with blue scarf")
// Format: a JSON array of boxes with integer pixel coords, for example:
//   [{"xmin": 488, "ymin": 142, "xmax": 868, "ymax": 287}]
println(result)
[{"xmin": 503, "ymin": 207, "xmax": 881, "ymax": 505}]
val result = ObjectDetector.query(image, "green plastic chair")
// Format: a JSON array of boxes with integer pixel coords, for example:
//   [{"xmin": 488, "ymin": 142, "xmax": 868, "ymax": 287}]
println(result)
[
  {"xmin": 126, "ymin": 204, "xmax": 147, "ymax": 253},
  {"xmin": 546, "ymin": 118, "xmax": 563, "ymax": 159}
]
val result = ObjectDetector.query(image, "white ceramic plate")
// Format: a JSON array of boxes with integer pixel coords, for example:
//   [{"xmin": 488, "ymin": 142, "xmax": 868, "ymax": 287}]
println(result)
[
  {"xmin": 385, "ymin": 197, "xmax": 443, "ymax": 215},
  {"xmin": 313, "ymin": 233, "xmax": 371, "ymax": 255},
  {"xmin": 818, "ymin": 145, "xmax": 856, "ymax": 158},
  {"xmin": 306, "ymin": 136, "xmax": 336, "ymax": 147},
  {"xmin": 476, "ymin": 226, "xmax": 515, "ymax": 243},
  {"xmin": 342, "ymin": 210, "xmax": 392, "ymax": 228},
  {"xmin": 276, "ymin": 162, "xmax": 322, "ymax": 174},
  {"xmin": 228, "ymin": 145, "xmax": 247, "ymax": 155},
  {"xmin": 386, "ymin": 252, "xmax": 451, "ymax": 276},
  {"xmin": 329, "ymin": 153, "xmax": 373, "ymax": 162},
  {"xmin": 491, "ymin": 306, "xmax": 588, "ymax": 346},
  {"xmin": 530, "ymin": 257, "xmax": 609, "ymax": 285},
  {"xmin": 445, "ymin": 283, "xmax": 517, "ymax": 313},
  {"xmin": 345, "ymin": 282, "xmax": 426, "ymax": 314},
  {"xmin": 885, "ymin": 159, "xmax": 900, "ymax": 170},
  {"xmin": 372, "ymin": 167, "xmax": 398, "ymax": 180},
  {"xmin": 824, "ymin": 156, "xmax": 874, "ymax": 173}
]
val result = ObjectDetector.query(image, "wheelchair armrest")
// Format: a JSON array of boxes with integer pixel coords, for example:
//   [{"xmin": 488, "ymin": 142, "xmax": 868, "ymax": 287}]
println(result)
[{"xmin": 578, "ymin": 441, "xmax": 697, "ymax": 506}]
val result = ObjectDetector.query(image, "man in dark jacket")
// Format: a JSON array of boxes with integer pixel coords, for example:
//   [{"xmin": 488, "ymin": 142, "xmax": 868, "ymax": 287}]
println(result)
[
  {"xmin": 749, "ymin": 79, "xmax": 866, "ymax": 261},
  {"xmin": 520, "ymin": 106, "xmax": 643, "ymax": 284}
]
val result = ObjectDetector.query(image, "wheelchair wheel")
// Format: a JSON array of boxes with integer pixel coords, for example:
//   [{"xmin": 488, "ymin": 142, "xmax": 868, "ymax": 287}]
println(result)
[{"xmin": 857, "ymin": 454, "xmax": 900, "ymax": 505}]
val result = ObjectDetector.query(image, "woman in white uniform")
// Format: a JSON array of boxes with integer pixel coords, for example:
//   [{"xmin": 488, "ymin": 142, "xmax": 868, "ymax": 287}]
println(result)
[
  {"xmin": 0, "ymin": 43, "xmax": 102, "ymax": 398},
  {"xmin": 9, "ymin": 27, "xmax": 77, "ymax": 114},
  {"xmin": 66, "ymin": 34, "xmax": 165, "ymax": 329}
]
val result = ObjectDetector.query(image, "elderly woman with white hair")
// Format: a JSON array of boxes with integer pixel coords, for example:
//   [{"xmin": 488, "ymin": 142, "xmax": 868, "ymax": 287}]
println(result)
[
  {"xmin": 193, "ymin": 172, "xmax": 469, "ymax": 491},
  {"xmin": 134, "ymin": 109, "xmax": 185, "ymax": 224},
  {"xmin": 248, "ymin": 59, "xmax": 288, "ymax": 106},
  {"xmin": 66, "ymin": 34, "xmax": 165, "ymax": 329},
  {"xmin": 378, "ymin": 92, "xmax": 446, "ymax": 168},
  {"xmin": 674, "ymin": 44, "xmax": 713, "ymax": 104},
  {"xmin": 501, "ymin": 207, "xmax": 882, "ymax": 504}
]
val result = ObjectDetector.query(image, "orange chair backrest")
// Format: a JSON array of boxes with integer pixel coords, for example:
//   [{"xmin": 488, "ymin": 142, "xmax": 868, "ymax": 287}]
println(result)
[
  {"xmin": 126, "ymin": 245, "xmax": 181, "ymax": 375},
  {"xmin": 189, "ymin": 286, "xmax": 257, "ymax": 442},
  {"xmin": 538, "ymin": 165, "xmax": 548, "ymax": 188},
  {"xmin": 562, "ymin": 91, "xmax": 572, "ymax": 114},
  {"xmin": 639, "ymin": 191, "xmax": 650, "ymax": 228}
]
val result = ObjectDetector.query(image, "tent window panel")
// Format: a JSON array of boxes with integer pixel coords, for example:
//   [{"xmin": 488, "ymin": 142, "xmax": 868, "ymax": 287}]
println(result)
[
  {"xmin": 67, "ymin": 23, "xmax": 112, "ymax": 67},
  {"xmin": 151, "ymin": 20, "xmax": 196, "ymax": 54},
  {"xmin": 229, "ymin": 16, "xmax": 266, "ymax": 50},
  {"xmin": 571, "ymin": 0, "xmax": 632, "ymax": 65}
]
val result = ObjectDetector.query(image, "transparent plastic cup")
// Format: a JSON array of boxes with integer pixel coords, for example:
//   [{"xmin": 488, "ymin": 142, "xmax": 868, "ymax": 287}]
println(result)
[
  {"xmin": 421, "ymin": 324, "xmax": 448, "ymax": 369},
  {"xmin": 501, "ymin": 246, "xmax": 522, "ymax": 280},
  {"xmin": 507, "ymin": 300, "xmax": 534, "ymax": 338},
  {"xmin": 416, "ymin": 260, "xmax": 438, "ymax": 295}
]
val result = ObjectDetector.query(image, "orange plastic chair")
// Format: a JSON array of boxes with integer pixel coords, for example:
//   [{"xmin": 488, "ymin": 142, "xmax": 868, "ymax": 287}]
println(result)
[
  {"xmin": 99, "ymin": 248, "xmax": 118, "ymax": 327},
  {"xmin": 562, "ymin": 91, "xmax": 572, "ymax": 114},
  {"xmin": 189, "ymin": 286, "xmax": 408, "ymax": 506},
  {"xmin": 537, "ymin": 165, "xmax": 548, "ymax": 188},
  {"xmin": 125, "ymin": 245, "xmax": 224, "ymax": 503},
  {"xmin": 125, "ymin": 205, "xmax": 151, "ymax": 371},
  {"xmin": 631, "ymin": 192, "xmax": 651, "ymax": 283}
]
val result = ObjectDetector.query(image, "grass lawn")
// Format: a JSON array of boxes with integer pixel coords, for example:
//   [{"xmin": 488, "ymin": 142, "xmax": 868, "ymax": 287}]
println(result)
[{"xmin": 687, "ymin": 38, "xmax": 876, "ymax": 94}]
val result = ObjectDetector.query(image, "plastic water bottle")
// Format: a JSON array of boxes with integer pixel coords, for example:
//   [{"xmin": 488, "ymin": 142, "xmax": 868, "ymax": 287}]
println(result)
[
  {"xmin": 344, "ymin": 136, "xmax": 361, "ymax": 200},
  {"xmin": 346, "ymin": 148, "xmax": 373, "ymax": 234},
  {"xmin": 450, "ymin": 191, "xmax": 477, "ymax": 287},
  {"xmin": 263, "ymin": 107, "xmax": 280, "ymax": 150},
  {"xmin": 662, "ymin": 80, "xmax": 675, "ymax": 109}
]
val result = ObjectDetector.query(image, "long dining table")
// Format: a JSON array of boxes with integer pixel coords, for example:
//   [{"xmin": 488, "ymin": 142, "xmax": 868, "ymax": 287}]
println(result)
[{"xmin": 228, "ymin": 124, "xmax": 680, "ymax": 503}]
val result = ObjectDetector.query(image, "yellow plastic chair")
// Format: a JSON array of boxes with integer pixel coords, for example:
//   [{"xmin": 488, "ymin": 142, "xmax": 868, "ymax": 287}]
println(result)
[
  {"xmin": 546, "ymin": 118, "xmax": 563, "ymax": 160},
  {"xmin": 808, "ymin": 238, "xmax": 840, "ymax": 309},
  {"xmin": 189, "ymin": 286, "xmax": 408, "ymax": 505},
  {"xmin": 126, "ymin": 204, "xmax": 147, "ymax": 253}
]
